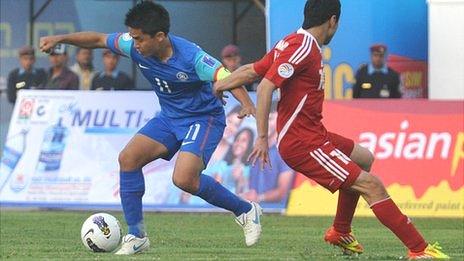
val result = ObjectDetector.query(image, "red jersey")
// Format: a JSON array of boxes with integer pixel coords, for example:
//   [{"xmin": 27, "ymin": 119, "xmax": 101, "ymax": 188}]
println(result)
[{"xmin": 253, "ymin": 29, "xmax": 328, "ymax": 155}]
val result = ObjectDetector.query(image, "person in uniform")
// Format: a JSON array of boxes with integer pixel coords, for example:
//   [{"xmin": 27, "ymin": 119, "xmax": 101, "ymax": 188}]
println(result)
[
  {"xmin": 7, "ymin": 46, "xmax": 47, "ymax": 104},
  {"xmin": 352, "ymin": 44, "xmax": 401, "ymax": 99}
]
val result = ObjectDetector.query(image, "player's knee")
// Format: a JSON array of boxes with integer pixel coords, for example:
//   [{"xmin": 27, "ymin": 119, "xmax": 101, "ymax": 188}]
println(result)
[
  {"xmin": 360, "ymin": 174, "xmax": 388, "ymax": 202},
  {"xmin": 172, "ymin": 174, "xmax": 199, "ymax": 194},
  {"xmin": 357, "ymin": 149, "xmax": 375, "ymax": 172},
  {"xmin": 118, "ymin": 150, "xmax": 141, "ymax": 171},
  {"xmin": 363, "ymin": 151, "xmax": 375, "ymax": 171}
]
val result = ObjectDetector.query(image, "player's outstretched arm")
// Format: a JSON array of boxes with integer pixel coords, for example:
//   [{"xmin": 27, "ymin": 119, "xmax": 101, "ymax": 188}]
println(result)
[
  {"xmin": 248, "ymin": 78, "xmax": 276, "ymax": 170},
  {"xmin": 39, "ymin": 32, "xmax": 108, "ymax": 53},
  {"xmin": 214, "ymin": 64, "xmax": 260, "ymax": 93}
]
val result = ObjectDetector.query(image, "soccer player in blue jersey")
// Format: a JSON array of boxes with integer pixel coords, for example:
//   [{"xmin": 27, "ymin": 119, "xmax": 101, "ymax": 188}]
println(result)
[{"xmin": 40, "ymin": 1, "xmax": 262, "ymax": 255}]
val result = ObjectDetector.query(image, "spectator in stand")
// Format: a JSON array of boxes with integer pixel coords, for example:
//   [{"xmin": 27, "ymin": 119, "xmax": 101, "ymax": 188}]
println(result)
[
  {"xmin": 352, "ymin": 44, "xmax": 401, "ymax": 99},
  {"xmin": 70, "ymin": 47, "xmax": 95, "ymax": 90},
  {"xmin": 7, "ymin": 46, "xmax": 47, "ymax": 104},
  {"xmin": 42, "ymin": 44, "xmax": 79, "ymax": 90},
  {"xmin": 221, "ymin": 44, "xmax": 254, "ymax": 91},
  {"xmin": 91, "ymin": 49, "xmax": 134, "ymax": 90}
]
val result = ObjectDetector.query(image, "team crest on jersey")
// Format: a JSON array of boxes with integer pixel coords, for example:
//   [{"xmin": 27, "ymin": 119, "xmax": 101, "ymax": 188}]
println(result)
[
  {"xmin": 278, "ymin": 63, "xmax": 294, "ymax": 78},
  {"xmin": 275, "ymin": 40, "xmax": 289, "ymax": 51},
  {"xmin": 176, "ymin": 72, "xmax": 189, "ymax": 81}
]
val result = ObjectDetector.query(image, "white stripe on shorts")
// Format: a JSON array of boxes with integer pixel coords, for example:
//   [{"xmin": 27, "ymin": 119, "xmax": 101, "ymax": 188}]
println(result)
[{"xmin": 310, "ymin": 151, "xmax": 346, "ymax": 181}]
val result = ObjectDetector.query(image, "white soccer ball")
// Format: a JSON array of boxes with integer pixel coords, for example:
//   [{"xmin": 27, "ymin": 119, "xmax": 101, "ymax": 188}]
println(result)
[{"xmin": 81, "ymin": 213, "xmax": 122, "ymax": 252}]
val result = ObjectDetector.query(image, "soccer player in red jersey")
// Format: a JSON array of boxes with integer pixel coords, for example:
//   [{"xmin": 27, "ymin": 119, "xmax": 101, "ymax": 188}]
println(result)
[{"xmin": 214, "ymin": 0, "xmax": 449, "ymax": 259}]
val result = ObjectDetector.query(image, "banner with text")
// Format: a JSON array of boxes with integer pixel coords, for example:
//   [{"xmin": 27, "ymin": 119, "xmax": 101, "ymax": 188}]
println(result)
[
  {"xmin": 0, "ymin": 90, "xmax": 293, "ymax": 212},
  {"xmin": 287, "ymin": 100, "xmax": 464, "ymax": 217}
]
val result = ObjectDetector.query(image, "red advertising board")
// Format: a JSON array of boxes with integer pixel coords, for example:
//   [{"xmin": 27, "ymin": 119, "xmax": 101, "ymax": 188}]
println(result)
[{"xmin": 288, "ymin": 100, "xmax": 464, "ymax": 217}]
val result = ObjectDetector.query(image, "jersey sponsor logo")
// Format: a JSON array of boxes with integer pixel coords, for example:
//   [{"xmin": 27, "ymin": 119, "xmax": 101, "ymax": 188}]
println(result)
[
  {"xmin": 121, "ymin": 32, "xmax": 132, "ymax": 41},
  {"xmin": 277, "ymin": 63, "xmax": 294, "ymax": 78},
  {"xmin": 176, "ymin": 72, "xmax": 189, "ymax": 81},
  {"xmin": 202, "ymin": 55, "xmax": 217, "ymax": 67}
]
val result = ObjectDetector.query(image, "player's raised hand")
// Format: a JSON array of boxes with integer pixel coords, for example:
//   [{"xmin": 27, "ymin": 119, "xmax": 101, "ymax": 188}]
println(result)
[
  {"xmin": 237, "ymin": 105, "xmax": 256, "ymax": 119},
  {"xmin": 39, "ymin": 35, "xmax": 61, "ymax": 54},
  {"xmin": 247, "ymin": 137, "xmax": 271, "ymax": 170}
]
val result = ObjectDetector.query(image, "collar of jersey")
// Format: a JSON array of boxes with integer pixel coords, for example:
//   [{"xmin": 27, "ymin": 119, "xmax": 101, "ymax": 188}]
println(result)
[{"xmin": 297, "ymin": 28, "xmax": 321, "ymax": 51}]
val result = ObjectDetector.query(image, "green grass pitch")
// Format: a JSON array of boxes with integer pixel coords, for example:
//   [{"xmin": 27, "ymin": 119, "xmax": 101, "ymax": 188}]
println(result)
[{"xmin": 0, "ymin": 210, "xmax": 462, "ymax": 260}]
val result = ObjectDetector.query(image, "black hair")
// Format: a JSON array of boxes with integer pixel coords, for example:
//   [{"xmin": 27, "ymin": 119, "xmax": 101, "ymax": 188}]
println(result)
[
  {"xmin": 125, "ymin": 1, "xmax": 170, "ymax": 36},
  {"xmin": 224, "ymin": 127, "xmax": 255, "ymax": 166},
  {"xmin": 302, "ymin": 0, "xmax": 341, "ymax": 29}
]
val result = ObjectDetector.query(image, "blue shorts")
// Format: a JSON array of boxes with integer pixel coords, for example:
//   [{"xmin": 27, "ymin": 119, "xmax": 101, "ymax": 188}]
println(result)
[{"xmin": 138, "ymin": 113, "xmax": 226, "ymax": 166}]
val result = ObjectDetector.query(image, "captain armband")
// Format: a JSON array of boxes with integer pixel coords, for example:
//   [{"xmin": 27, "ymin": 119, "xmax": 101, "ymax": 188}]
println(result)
[{"xmin": 214, "ymin": 66, "xmax": 231, "ymax": 81}]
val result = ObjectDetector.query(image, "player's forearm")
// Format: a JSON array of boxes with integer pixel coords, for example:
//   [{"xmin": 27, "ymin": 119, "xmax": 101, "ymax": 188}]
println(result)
[
  {"xmin": 255, "ymin": 79, "xmax": 275, "ymax": 139},
  {"xmin": 55, "ymin": 32, "xmax": 107, "ymax": 49},
  {"xmin": 215, "ymin": 64, "xmax": 259, "ymax": 92},
  {"xmin": 230, "ymin": 87, "xmax": 254, "ymax": 107}
]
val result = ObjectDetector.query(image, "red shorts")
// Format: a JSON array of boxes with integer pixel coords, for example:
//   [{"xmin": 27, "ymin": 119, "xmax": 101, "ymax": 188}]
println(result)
[{"xmin": 280, "ymin": 132, "xmax": 361, "ymax": 193}]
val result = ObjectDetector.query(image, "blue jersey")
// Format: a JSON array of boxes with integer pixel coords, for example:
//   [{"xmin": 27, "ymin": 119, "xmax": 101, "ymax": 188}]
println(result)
[{"xmin": 106, "ymin": 33, "xmax": 224, "ymax": 118}]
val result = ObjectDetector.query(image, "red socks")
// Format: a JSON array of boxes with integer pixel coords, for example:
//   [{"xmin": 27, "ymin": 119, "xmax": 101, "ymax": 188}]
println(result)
[
  {"xmin": 371, "ymin": 198, "xmax": 427, "ymax": 252},
  {"xmin": 333, "ymin": 190, "xmax": 360, "ymax": 234}
]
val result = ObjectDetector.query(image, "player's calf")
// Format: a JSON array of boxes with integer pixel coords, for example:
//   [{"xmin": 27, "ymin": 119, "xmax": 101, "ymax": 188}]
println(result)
[
  {"xmin": 351, "ymin": 172, "xmax": 388, "ymax": 205},
  {"xmin": 351, "ymin": 172, "xmax": 448, "ymax": 258}
]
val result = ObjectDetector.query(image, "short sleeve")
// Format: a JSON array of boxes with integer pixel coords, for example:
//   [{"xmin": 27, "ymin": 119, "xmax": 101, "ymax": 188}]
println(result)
[
  {"xmin": 253, "ymin": 51, "xmax": 274, "ymax": 77},
  {"xmin": 194, "ymin": 50, "xmax": 225, "ymax": 82},
  {"xmin": 106, "ymin": 32, "xmax": 133, "ymax": 58},
  {"xmin": 263, "ymin": 36, "xmax": 314, "ymax": 88}
]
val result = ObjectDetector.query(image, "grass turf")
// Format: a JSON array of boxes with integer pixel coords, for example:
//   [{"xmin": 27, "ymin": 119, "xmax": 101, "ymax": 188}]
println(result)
[{"xmin": 0, "ymin": 210, "xmax": 462, "ymax": 260}]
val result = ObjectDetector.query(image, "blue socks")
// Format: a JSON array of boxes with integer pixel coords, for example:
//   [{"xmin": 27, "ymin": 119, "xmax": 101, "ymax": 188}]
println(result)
[
  {"xmin": 195, "ymin": 174, "xmax": 251, "ymax": 216},
  {"xmin": 120, "ymin": 171, "xmax": 251, "ymax": 238},
  {"xmin": 119, "ymin": 170, "xmax": 146, "ymax": 238}
]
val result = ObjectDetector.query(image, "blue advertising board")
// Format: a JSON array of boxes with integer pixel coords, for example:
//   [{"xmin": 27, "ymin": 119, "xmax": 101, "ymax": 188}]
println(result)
[{"xmin": 266, "ymin": 0, "xmax": 428, "ymax": 99}]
